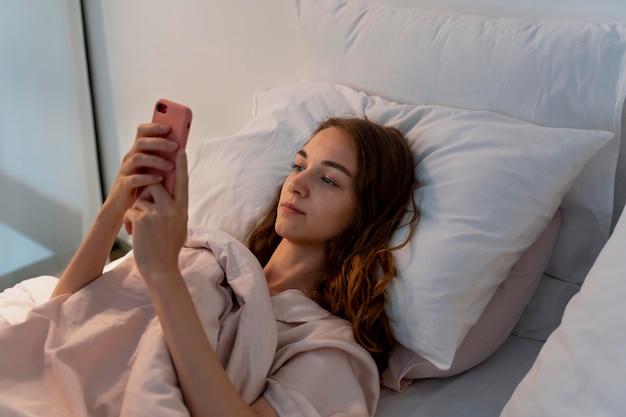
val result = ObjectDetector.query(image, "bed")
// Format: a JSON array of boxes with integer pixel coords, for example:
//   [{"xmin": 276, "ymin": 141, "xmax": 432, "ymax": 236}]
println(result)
[{"xmin": 2, "ymin": 0, "xmax": 626, "ymax": 416}]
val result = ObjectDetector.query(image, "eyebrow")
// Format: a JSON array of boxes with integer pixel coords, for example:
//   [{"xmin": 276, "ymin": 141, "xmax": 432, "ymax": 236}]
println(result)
[{"xmin": 297, "ymin": 149, "xmax": 354, "ymax": 178}]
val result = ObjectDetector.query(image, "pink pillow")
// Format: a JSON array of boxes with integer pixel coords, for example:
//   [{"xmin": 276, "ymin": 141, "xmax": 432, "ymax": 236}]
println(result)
[{"xmin": 383, "ymin": 211, "xmax": 562, "ymax": 391}]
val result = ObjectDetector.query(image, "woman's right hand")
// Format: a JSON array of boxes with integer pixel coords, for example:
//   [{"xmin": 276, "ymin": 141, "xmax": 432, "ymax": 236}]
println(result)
[
  {"xmin": 104, "ymin": 123, "xmax": 178, "ymax": 222},
  {"xmin": 52, "ymin": 123, "xmax": 178, "ymax": 297}
]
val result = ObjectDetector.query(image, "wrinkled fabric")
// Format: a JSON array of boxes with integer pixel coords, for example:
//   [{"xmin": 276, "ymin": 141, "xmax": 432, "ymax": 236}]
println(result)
[
  {"xmin": 0, "ymin": 228, "xmax": 379, "ymax": 417},
  {"xmin": 266, "ymin": 290, "xmax": 379, "ymax": 416},
  {"xmin": 0, "ymin": 228, "xmax": 276, "ymax": 416}
]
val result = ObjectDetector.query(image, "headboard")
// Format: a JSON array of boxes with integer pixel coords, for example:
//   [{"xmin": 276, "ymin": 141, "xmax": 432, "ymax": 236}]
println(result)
[{"xmin": 84, "ymin": 0, "xmax": 626, "ymax": 205}]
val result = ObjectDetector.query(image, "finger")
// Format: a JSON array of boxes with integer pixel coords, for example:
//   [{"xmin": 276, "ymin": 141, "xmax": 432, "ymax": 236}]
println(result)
[
  {"xmin": 123, "ymin": 212, "xmax": 134, "ymax": 235},
  {"xmin": 124, "ymin": 218, "xmax": 133, "ymax": 235},
  {"xmin": 122, "ymin": 152, "xmax": 175, "ymax": 175},
  {"xmin": 174, "ymin": 150, "xmax": 189, "ymax": 210},
  {"xmin": 134, "ymin": 185, "xmax": 158, "ymax": 206},
  {"xmin": 136, "ymin": 123, "xmax": 171, "ymax": 139},
  {"xmin": 121, "ymin": 138, "xmax": 177, "ymax": 176},
  {"xmin": 124, "ymin": 173, "xmax": 164, "ymax": 191},
  {"xmin": 144, "ymin": 182, "xmax": 171, "ymax": 206},
  {"xmin": 134, "ymin": 136, "xmax": 179, "ymax": 153}
]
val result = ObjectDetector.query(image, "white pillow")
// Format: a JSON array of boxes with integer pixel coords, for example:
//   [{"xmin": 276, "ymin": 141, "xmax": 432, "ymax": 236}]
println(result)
[
  {"xmin": 296, "ymin": 0, "xmax": 626, "ymax": 286},
  {"xmin": 501, "ymin": 211, "xmax": 626, "ymax": 417},
  {"xmin": 383, "ymin": 211, "xmax": 561, "ymax": 390},
  {"xmin": 188, "ymin": 81, "xmax": 613, "ymax": 369}
]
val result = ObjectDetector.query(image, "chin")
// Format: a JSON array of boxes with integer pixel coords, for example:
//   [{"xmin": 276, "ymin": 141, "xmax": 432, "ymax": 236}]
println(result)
[{"xmin": 273, "ymin": 222, "xmax": 290, "ymax": 240}]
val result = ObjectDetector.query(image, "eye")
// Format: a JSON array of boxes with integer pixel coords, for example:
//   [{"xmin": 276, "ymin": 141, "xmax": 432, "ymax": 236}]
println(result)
[
  {"xmin": 291, "ymin": 163, "xmax": 304, "ymax": 173},
  {"xmin": 321, "ymin": 176, "xmax": 336, "ymax": 186}
]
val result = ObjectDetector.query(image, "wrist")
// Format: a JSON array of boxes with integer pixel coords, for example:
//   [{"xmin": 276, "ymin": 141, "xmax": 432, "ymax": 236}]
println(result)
[
  {"xmin": 142, "ymin": 267, "xmax": 186, "ymax": 298},
  {"xmin": 100, "ymin": 198, "xmax": 127, "ymax": 223},
  {"xmin": 139, "ymin": 260, "xmax": 182, "ymax": 284}
]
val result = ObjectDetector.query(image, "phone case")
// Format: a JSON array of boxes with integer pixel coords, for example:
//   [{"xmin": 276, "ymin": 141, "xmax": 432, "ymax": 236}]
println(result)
[{"xmin": 150, "ymin": 98, "xmax": 193, "ymax": 196}]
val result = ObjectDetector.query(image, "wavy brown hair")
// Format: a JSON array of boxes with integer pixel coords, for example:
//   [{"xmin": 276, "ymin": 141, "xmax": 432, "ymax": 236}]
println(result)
[{"xmin": 247, "ymin": 117, "xmax": 419, "ymax": 373}]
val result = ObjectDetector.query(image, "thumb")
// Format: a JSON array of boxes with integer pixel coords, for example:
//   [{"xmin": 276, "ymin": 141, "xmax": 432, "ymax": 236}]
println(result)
[
  {"xmin": 174, "ymin": 149, "xmax": 189, "ymax": 210},
  {"xmin": 124, "ymin": 214, "xmax": 133, "ymax": 235}
]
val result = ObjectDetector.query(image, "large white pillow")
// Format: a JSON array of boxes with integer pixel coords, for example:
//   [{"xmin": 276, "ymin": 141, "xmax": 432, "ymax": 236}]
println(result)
[
  {"xmin": 296, "ymin": 0, "xmax": 626, "ymax": 288},
  {"xmin": 188, "ymin": 81, "xmax": 612, "ymax": 368},
  {"xmin": 501, "ymin": 210, "xmax": 626, "ymax": 417}
]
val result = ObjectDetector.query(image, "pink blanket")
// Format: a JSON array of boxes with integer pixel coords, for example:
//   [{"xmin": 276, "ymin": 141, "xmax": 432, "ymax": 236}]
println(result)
[{"xmin": 0, "ymin": 228, "xmax": 277, "ymax": 417}]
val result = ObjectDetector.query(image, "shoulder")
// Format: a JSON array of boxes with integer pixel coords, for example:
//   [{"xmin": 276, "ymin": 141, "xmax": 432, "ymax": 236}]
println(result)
[
  {"xmin": 272, "ymin": 289, "xmax": 364, "ymax": 353},
  {"xmin": 265, "ymin": 346, "xmax": 379, "ymax": 417},
  {"xmin": 266, "ymin": 290, "xmax": 380, "ymax": 416}
]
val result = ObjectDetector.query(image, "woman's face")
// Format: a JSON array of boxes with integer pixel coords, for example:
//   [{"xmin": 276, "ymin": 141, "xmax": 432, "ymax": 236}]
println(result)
[{"xmin": 275, "ymin": 127, "xmax": 358, "ymax": 249}]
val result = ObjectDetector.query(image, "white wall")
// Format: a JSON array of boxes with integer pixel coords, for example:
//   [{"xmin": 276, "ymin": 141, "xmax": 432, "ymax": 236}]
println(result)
[
  {"xmin": 83, "ymin": 0, "xmax": 301, "ymax": 200},
  {"xmin": 0, "ymin": 0, "xmax": 101, "ymax": 285}
]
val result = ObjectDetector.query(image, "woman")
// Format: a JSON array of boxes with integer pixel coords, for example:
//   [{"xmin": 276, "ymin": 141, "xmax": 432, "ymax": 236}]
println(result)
[{"xmin": 51, "ymin": 117, "xmax": 419, "ymax": 416}]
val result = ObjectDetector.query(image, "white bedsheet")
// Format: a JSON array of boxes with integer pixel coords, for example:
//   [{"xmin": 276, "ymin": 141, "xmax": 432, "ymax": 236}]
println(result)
[
  {"xmin": 375, "ymin": 335, "xmax": 543, "ymax": 417},
  {"xmin": 0, "ymin": 275, "xmax": 58, "ymax": 325}
]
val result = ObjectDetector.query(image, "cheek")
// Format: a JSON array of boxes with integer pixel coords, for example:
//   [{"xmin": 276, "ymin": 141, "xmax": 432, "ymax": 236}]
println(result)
[{"xmin": 333, "ymin": 196, "xmax": 358, "ymax": 230}]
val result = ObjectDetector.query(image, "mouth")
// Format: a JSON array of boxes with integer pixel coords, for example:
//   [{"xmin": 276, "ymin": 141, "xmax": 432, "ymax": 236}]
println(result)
[{"xmin": 281, "ymin": 202, "xmax": 305, "ymax": 215}]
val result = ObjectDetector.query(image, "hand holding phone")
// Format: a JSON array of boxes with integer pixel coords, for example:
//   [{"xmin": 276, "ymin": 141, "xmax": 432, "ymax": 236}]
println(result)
[{"xmin": 149, "ymin": 98, "xmax": 193, "ymax": 197}]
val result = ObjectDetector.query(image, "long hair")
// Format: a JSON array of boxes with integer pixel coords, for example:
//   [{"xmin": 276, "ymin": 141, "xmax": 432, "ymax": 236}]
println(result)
[{"xmin": 247, "ymin": 117, "xmax": 419, "ymax": 373}]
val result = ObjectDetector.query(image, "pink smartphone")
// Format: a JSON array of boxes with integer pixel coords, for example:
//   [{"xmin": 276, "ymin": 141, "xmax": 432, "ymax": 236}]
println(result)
[{"xmin": 150, "ymin": 98, "xmax": 193, "ymax": 196}]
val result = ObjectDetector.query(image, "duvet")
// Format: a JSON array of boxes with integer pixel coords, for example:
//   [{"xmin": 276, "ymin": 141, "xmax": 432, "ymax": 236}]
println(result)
[{"xmin": 0, "ymin": 228, "xmax": 277, "ymax": 416}]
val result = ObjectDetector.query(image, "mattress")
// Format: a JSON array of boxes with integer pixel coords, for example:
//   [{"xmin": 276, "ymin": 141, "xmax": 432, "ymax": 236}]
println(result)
[{"xmin": 375, "ymin": 335, "xmax": 543, "ymax": 417}]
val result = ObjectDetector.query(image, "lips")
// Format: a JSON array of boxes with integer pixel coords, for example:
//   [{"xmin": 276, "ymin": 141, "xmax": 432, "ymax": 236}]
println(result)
[{"xmin": 281, "ymin": 202, "xmax": 305, "ymax": 215}]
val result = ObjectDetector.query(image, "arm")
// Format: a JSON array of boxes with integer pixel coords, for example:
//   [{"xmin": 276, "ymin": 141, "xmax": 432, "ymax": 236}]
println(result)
[
  {"xmin": 51, "ymin": 123, "xmax": 177, "ymax": 298},
  {"xmin": 147, "ymin": 265, "xmax": 277, "ymax": 417},
  {"xmin": 125, "ymin": 150, "xmax": 278, "ymax": 417}
]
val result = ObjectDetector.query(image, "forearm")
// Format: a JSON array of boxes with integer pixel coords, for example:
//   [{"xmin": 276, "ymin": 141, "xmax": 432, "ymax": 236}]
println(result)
[
  {"xmin": 51, "ymin": 202, "xmax": 124, "ymax": 298},
  {"xmin": 150, "ymin": 273, "xmax": 264, "ymax": 416},
  {"xmin": 147, "ymin": 270, "xmax": 263, "ymax": 417}
]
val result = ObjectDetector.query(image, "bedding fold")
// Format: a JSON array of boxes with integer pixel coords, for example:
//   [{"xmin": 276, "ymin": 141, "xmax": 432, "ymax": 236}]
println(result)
[{"xmin": 0, "ymin": 228, "xmax": 277, "ymax": 417}]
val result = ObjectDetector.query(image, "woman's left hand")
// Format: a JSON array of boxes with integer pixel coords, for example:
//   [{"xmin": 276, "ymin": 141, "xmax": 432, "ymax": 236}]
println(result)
[
  {"xmin": 124, "ymin": 148, "xmax": 279, "ymax": 417},
  {"xmin": 124, "ymin": 149, "xmax": 189, "ymax": 283}
]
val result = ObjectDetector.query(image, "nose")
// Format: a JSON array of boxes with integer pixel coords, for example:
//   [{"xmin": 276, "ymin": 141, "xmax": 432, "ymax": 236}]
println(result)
[{"xmin": 287, "ymin": 170, "xmax": 310, "ymax": 198}]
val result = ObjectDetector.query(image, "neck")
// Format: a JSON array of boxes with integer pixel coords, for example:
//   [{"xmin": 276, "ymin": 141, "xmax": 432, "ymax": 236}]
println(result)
[{"xmin": 264, "ymin": 239, "xmax": 324, "ymax": 297}]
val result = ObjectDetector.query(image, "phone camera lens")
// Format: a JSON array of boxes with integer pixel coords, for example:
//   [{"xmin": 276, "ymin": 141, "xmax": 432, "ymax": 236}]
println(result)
[{"xmin": 156, "ymin": 103, "xmax": 168, "ymax": 113}]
